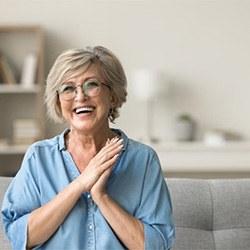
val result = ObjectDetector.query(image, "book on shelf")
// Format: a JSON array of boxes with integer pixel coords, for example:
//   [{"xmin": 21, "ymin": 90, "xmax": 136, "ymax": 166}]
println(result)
[
  {"xmin": 20, "ymin": 53, "xmax": 38, "ymax": 89},
  {"xmin": 13, "ymin": 118, "xmax": 39, "ymax": 145},
  {"xmin": 0, "ymin": 74, "xmax": 4, "ymax": 84},
  {"xmin": 0, "ymin": 138, "xmax": 10, "ymax": 149},
  {"xmin": 0, "ymin": 53, "xmax": 17, "ymax": 84}
]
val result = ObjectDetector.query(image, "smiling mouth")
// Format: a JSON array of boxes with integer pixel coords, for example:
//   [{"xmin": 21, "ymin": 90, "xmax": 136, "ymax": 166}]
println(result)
[{"xmin": 75, "ymin": 106, "xmax": 95, "ymax": 114}]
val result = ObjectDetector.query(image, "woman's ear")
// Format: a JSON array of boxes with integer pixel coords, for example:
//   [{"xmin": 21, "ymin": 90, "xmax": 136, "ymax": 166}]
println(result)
[
  {"xmin": 110, "ymin": 92, "xmax": 117, "ymax": 107},
  {"xmin": 57, "ymin": 97, "xmax": 63, "ymax": 116}
]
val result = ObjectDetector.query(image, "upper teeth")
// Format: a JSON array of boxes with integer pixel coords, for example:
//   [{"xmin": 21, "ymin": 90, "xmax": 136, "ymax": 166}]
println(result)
[{"xmin": 76, "ymin": 107, "xmax": 94, "ymax": 114}]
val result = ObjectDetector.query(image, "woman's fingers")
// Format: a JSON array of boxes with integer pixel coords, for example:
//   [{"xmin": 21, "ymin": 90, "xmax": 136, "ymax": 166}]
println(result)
[
  {"xmin": 77, "ymin": 137, "xmax": 123, "ymax": 191},
  {"xmin": 95, "ymin": 138, "xmax": 123, "ymax": 165}
]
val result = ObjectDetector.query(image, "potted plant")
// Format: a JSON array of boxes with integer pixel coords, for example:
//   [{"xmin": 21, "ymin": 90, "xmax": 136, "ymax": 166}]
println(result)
[{"xmin": 175, "ymin": 113, "xmax": 195, "ymax": 141}]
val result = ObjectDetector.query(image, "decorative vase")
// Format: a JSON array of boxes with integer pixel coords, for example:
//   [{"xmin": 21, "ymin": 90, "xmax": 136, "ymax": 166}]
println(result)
[{"xmin": 175, "ymin": 114, "xmax": 195, "ymax": 141}]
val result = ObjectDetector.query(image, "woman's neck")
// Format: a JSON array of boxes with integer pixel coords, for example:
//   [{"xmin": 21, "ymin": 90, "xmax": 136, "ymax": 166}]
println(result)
[{"xmin": 66, "ymin": 128, "xmax": 117, "ymax": 153}]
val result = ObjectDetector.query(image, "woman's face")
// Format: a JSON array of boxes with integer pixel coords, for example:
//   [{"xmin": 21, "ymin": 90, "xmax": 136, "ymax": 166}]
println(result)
[{"xmin": 58, "ymin": 64, "xmax": 114, "ymax": 134}]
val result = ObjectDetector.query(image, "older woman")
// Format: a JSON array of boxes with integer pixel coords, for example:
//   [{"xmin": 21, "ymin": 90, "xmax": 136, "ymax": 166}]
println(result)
[{"xmin": 2, "ymin": 46, "xmax": 175, "ymax": 249}]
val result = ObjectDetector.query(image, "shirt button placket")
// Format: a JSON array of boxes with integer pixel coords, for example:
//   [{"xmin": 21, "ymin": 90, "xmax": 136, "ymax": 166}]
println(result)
[{"xmin": 87, "ymin": 193, "xmax": 95, "ymax": 250}]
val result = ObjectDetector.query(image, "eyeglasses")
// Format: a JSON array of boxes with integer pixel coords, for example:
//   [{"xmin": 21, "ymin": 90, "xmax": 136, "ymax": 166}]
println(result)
[{"xmin": 57, "ymin": 79, "xmax": 110, "ymax": 101}]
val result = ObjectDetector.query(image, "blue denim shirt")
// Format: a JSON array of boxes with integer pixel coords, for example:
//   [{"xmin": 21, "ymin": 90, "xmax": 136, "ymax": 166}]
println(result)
[{"xmin": 2, "ymin": 129, "xmax": 175, "ymax": 250}]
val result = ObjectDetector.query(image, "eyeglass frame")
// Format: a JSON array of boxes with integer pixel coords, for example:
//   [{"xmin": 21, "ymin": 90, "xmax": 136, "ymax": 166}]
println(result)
[{"xmin": 57, "ymin": 79, "xmax": 111, "ymax": 101}]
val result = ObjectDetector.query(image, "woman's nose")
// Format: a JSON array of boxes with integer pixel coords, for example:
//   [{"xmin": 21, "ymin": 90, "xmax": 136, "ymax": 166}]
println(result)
[{"xmin": 75, "ymin": 86, "xmax": 87, "ymax": 101}]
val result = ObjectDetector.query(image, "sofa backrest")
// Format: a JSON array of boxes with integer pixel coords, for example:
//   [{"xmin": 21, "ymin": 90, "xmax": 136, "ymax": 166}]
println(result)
[
  {"xmin": 167, "ymin": 178, "xmax": 250, "ymax": 250},
  {"xmin": 0, "ymin": 176, "xmax": 12, "ymax": 249}
]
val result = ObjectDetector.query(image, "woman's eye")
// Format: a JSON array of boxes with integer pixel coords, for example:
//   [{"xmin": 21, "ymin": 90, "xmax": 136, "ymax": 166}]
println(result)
[
  {"xmin": 87, "ymin": 81, "xmax": 99, "ymax": 88},
  {"xmin": 61, "ymin": 85, "xmax": 75, "ymax": 93},
  {"xmin": 85, "ymin": 81, "xmax": 100, "ymax": 91}
]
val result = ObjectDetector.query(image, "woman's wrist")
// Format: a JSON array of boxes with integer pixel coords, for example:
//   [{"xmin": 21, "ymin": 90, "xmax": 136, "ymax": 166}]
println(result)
[
  {"xmin": 71, "ymin": 178, "xmax": 87, "ymax": 196},
  {"xmin": 92, "ymin": 191, "xmax": 109, "ymax": 206}
]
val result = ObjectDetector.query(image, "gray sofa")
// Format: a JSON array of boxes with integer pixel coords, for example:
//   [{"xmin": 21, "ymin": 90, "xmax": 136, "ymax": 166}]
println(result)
[{"xmin": 1, "ymin": 176, "xmax": 250, "ymax": 249}]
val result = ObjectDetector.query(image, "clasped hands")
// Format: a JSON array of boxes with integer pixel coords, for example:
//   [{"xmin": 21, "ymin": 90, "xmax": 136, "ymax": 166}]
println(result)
[{"xmin": 75, "ymin": 137, "xmax": 123, "ymax": 204}]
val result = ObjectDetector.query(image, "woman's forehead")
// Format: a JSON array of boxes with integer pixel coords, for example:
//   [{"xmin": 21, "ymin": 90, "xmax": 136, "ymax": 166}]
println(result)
[
  {"xmin": 70, "ymin": 64, "xmax": 104, "ymax": 81},
  {"xmin": 60, "ymin": 63, "xmax": 101, "ymax": 84}
]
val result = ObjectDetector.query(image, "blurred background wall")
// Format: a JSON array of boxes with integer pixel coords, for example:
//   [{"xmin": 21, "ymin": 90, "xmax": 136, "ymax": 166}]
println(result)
[{"xmin": 1, "ymin": 0, "xmax": 250, "ymax": 143}]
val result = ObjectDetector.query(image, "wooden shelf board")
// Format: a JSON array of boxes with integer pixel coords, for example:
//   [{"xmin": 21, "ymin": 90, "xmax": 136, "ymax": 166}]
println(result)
[
  {"xmin": 0, "ymin": 144, "xmax": 28, "ymax": 154},
  {"xmin": 0, "ymin": 84, "xmax": 40, "ymax": 93}
]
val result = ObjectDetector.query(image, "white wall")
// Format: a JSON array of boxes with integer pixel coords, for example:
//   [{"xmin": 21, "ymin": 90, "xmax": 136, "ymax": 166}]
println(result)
[{"xmin": 1, "ymin": 0, "xmax": 250, "ymax": 142}]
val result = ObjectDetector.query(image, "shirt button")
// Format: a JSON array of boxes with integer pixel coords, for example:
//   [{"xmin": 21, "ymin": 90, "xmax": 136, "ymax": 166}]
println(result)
[
  {"xmin": 88, "ymin": 224, "xmax": 93, "ymax": 230},
  {"xmin": 87, "ymin": 194, "xmax": 91, "ymax": 199}
]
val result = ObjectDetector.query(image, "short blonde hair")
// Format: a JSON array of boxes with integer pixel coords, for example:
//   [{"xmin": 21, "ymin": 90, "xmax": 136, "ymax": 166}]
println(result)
[{"xmin": 44, "ymin": 46, "xmax": 127, "ymax": 123}]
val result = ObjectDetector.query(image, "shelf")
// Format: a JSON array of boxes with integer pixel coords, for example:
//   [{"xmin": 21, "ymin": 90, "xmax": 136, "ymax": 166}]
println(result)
[
  {"xmin": 152, "ymin": 141, "xmax": 250, "ymax": 175},
  {"xmin": 0, "ymin": 84, "xmax": 40, "ymax": 93},
  {"xmin": 153, "ymin": 140, "xmax": 250, "ymax": 152},
  {"xmin": 0, "ymin": 144, "xmax": 29, "ymax": 154},
  {"xmin": 0, "ymin": 25, "xmax": 43, "ymax": 33}
]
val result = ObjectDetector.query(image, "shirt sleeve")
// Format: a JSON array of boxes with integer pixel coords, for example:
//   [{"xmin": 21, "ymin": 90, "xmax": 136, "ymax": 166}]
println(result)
[
  {"xmin": 136, "ymin": 150, "xmax": 175, "ymax": 250},
  {"xmin": 1, "ymin": 147, "xmax": 41, "ymax": 250}
]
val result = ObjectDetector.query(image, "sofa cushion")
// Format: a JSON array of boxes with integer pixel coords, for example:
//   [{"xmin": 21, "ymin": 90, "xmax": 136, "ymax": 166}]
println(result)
[
  {"xmin": 210, "ymin": 180, "xmax": 250, "ymax": 249},
  {"xmin": 167, "ymin": 179, "xmax": 216, "ymax": 249},
  {"xmin": 167, "ymin": 179, "xmax": 213, "ymax": 230},
  {"xmin": 175, "ymin": 228, "xmax": 215, "ymax": 249}
]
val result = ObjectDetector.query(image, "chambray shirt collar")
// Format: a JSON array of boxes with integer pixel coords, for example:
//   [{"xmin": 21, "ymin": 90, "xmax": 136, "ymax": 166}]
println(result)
[
  {"xmin": 59, "ymin": 128, "xmax": 69, "ymax": 151},
  {"xmin": 58, "ymin": 128, "xmax": 128, "ymax": 151}
]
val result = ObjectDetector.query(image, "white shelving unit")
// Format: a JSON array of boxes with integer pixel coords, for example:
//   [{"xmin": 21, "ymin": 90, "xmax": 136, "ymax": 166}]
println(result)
[
  {"xmin": 154, "ymin": 141, "xmax": 250, "ymax": 178},
  {"xmin": 0, "ymin": 25, "xmax": 45, "ymax": 176}
]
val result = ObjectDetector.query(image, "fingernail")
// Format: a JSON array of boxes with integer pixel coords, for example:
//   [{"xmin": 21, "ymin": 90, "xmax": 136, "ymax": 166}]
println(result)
[
  {"xmin": 117, "ymin": 138, "xmax": 123, "ymax": 144},
  {"xmin": 112, "ymin": 137, "xmax": 119, "ymax": 142}
]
